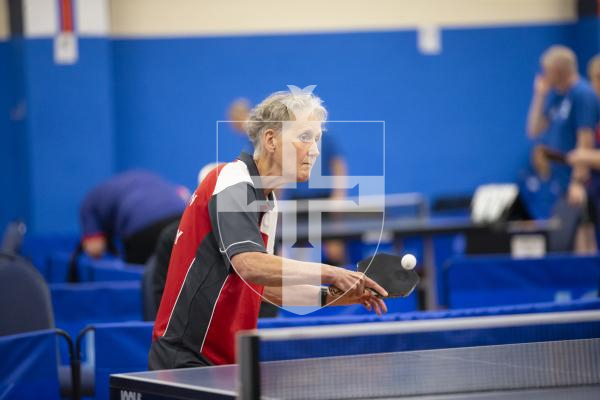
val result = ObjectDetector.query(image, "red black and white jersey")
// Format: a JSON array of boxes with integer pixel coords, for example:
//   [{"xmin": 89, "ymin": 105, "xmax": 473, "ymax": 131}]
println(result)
[{"xmin": 149, "ymin": 153, "xmax": 277, "ymax": 368}]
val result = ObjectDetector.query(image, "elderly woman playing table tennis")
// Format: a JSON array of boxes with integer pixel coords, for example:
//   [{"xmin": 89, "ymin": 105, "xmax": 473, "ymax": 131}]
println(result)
[{"xmin": 148, "ymin": 87, "xmax": 387, "ymax": 369}]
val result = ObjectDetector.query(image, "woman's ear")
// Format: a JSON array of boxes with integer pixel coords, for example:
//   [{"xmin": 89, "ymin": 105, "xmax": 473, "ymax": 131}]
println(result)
[{"xmin": 264, "ymin": 129, "xmax": 277, "ymax": 153}]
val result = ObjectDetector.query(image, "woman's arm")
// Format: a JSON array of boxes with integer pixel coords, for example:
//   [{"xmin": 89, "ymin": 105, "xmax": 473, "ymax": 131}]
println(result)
[
  {"xmin": 231, "ymin": 252, "xmax": 387, "ymax": 298},
  {"xmin": 568, "ymin": 148, "xmax": 600, "ymax": 170},
  {"xmin": 262, "ymin": 285, "xmax": 387, "ymax": 315}
]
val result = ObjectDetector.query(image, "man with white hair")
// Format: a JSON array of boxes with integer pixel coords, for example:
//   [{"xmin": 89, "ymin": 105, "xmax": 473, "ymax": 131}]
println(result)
[
  {"xmin": 527, "ymin": 45, "xmax": 599, "ymax": 206},
  {"xmin": 149, "ymin": 88, "xmax": 387, "ymax": 369}
]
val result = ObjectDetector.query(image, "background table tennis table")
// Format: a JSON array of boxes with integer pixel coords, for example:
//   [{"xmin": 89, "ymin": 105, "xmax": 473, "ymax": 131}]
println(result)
[{"xmin": 280, "ymin": 213, "xmax": 557, "ymax": 310}]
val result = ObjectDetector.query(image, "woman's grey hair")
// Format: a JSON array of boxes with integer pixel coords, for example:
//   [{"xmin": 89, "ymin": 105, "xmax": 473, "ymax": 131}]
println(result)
[{"xmin": 246, "ymin": 90, "xmax": 328, "ymax": 157}]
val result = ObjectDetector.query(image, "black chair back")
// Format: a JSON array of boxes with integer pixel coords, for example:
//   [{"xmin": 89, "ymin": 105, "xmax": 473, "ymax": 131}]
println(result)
[{"xmin": 0, "ymin": 252, "xmax": 55, "ymax": 336}]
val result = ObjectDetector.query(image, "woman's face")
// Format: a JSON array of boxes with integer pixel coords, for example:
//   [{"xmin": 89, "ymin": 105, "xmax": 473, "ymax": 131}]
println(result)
[{"xmin": 279, "ymin": 119, "xmax": 322, "ymax": 182}]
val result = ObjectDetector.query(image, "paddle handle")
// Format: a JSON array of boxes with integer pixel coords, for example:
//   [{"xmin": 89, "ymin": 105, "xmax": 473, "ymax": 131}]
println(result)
[{"xmin": 328, "ymin": 286, "xmax": 383, "ymax": 298}]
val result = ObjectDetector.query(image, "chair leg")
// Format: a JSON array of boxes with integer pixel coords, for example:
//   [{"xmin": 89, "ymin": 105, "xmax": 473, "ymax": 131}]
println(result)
[
  {"xmin": 54, "ymin": 328, "xmax": 77, "ymax": 400},
  {"xmin": 74, "ymin": 326, "xmax": 96, "ymax": 400}
]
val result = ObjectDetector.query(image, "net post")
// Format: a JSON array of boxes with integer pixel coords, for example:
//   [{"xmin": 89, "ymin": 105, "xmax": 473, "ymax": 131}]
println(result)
[{"xmin": 237, "ymin": 330, "xmax": 260, "ymax": 400}]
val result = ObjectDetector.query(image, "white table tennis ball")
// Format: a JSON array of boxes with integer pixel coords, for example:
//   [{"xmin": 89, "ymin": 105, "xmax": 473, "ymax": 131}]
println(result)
[{"xmin": 401, "ymin": 254, "xmax": 417, "ymax": 270}]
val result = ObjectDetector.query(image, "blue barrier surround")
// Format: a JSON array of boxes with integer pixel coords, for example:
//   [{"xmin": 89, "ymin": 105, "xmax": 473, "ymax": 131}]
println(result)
[
  {"xmin": 260, "ymin": 297, "xmax": 600, "ymax": 328},
  {"xmin": 86, "ymin": 261, "xmax": 143, "ymax": 282},
  {"xmin": 80, "ymin": 298, "xmax": 600, "ymax": 399},
  {"xmin": 258, "ymin": 309, "xmax": 600, "ymax": 362},
  {"xmin": 444, "ymin": 255, "xmax": 600, "ymax": 309}
]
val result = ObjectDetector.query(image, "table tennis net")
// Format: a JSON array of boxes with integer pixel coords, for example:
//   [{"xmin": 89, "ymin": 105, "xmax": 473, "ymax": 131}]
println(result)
[{"xmin": 237, "ymin": 310, "xmax": 600, "ymax": 399}]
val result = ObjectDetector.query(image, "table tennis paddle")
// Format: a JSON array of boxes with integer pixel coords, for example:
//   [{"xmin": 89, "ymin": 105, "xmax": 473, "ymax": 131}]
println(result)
[{"xmin": 329, "ymin": 253, "xmax": 420, "ymax": 298}]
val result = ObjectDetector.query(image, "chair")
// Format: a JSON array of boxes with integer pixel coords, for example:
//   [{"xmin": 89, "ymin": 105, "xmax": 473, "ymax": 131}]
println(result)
[
  {"xmin": 0, "ymin": 251, "xmax": 78, "ymax": 399},
  {"xmin": 51, "ymin": 280, "xmax": 142, "ymax": 338},
  {"xmin": 0, "ymin": 252, "xmax": 54, "ymax": 335}
]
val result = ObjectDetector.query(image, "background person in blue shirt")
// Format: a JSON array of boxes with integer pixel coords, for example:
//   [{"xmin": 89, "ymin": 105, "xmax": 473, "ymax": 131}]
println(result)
[
  {"xmin": 589, "ymin": 55, "xmax": 600, "ymax": 100},
  {"xmin": 527, "ymin": 45, "xmax": 598, "ymax": 207},
  {"xmin": 565, "ymin": 54, "xmax": 600, "ymax": 250},
  {"xmin": 227, "ymin": 98, "xmax": 255, "ymax": 154},
  {"xmin": 79, "ymin": 170, "xmax": 189, "ymax": 264}
]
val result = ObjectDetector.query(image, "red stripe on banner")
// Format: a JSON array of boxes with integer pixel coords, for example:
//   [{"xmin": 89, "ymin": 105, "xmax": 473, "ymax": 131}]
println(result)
[{"xmin": 58, "ymin": 0, "xmax": 74, "ymax": 32}]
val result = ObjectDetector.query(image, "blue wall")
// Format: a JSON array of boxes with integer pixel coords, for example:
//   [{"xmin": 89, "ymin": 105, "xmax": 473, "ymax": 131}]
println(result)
[
  {"xmin": 573, "ymin": 17, "xmax": 600, "ymax": 73},
  {"xmin": 0, "ymin": 40, "xmax": 30, "ymax": 229},
  {"xmin": 112, "ymin": 23, "xmax": 579, "ymax": 195},
  {"xmin": 1, "ymin": 39, "xmax": 115, "ymax": 234},
  {"xmin": 1, "ymin": 19, "xmax": 599, "ymax": 234},
  {"xmin": 23, "ymin": 39, "xmax": 115, "ymax": 233}
]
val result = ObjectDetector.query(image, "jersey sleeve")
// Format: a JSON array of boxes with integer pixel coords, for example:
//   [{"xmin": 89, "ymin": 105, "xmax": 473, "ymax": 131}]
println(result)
[
  {"xmin": 208, "ymin": 182, "xmax": 266, "ymax": 260},
  {"xmin": 573, "ymin": 90, "xmax": 600, "ymax": 132}
]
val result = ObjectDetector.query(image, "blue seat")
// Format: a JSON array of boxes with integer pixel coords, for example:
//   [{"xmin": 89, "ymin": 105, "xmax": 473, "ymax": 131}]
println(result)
[
  {"xmin": 0, "ymin": 252, "xmax": 76, "ymax": 398},
  {"xmin": 21, "ymin": 234, "xmax": 79, "ymax": 279},
  {"xmin": 82, "ymin": 258, "xmax": 144, "ymax": 281},
  {"xmin": 50, "ymin": 281, "xmax": 142, "ymax": 340},
  {"xmin": 47, "ymin": 251, "xmax": 141, "ymax": 283}
]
